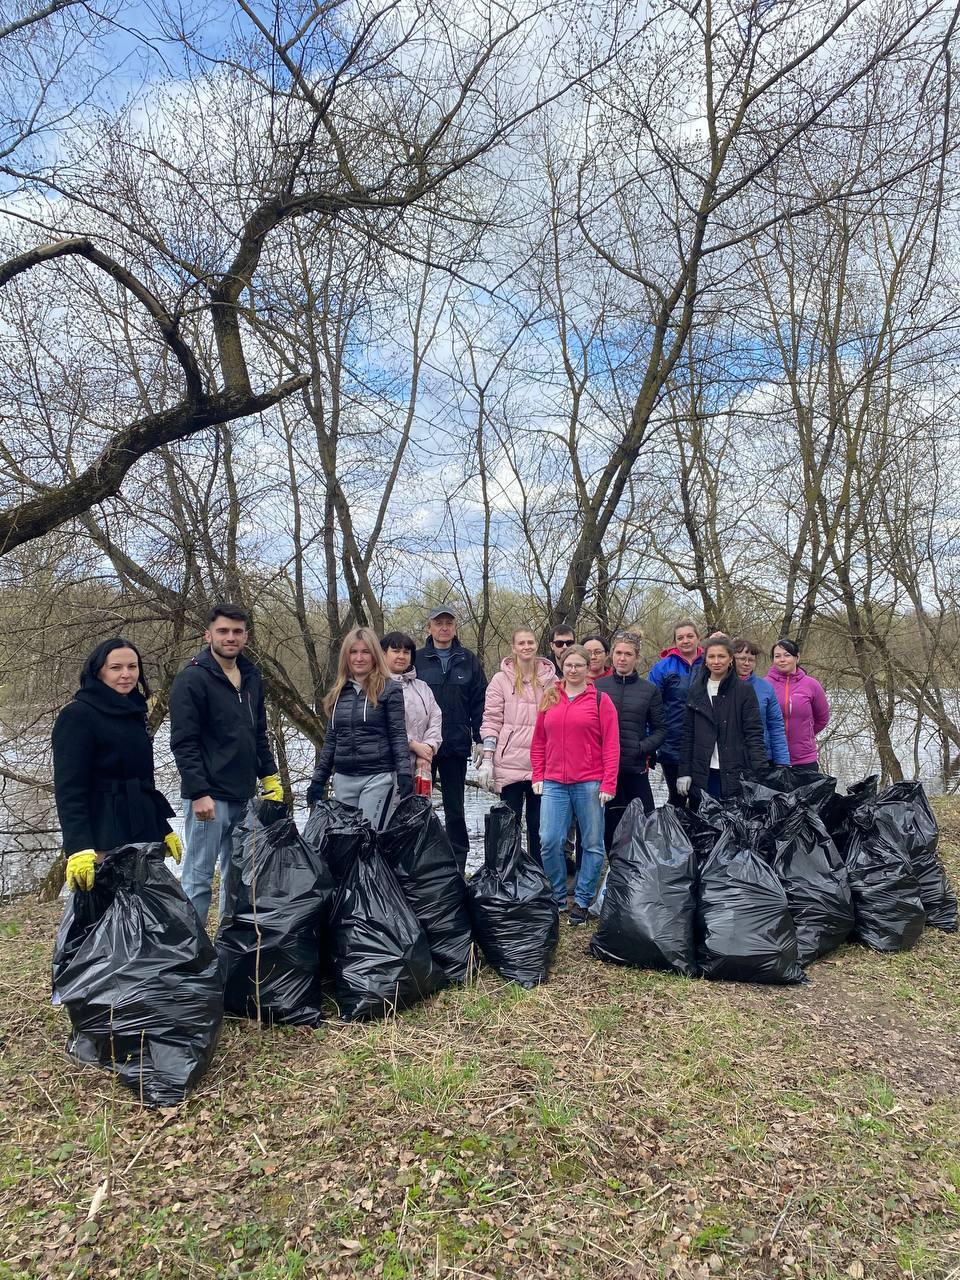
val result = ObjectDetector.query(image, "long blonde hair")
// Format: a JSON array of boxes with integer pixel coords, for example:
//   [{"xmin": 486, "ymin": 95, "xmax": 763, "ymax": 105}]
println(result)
[
  {"xmin": 322, "ymin": 627, "xmax": 390, "ymax": 717},
  {"xmin": 511, "ymin": 627, "xmax": 538, "ymax": 697},
  {"xmin": 539, "ymin": 644, "xmax": 590, "ymax": 711}
]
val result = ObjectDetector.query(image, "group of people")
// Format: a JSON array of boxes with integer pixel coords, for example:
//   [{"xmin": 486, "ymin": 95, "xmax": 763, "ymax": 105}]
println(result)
[{"xmin": 52, "ymin": 604, "xmax": 831, "ymax": 932}]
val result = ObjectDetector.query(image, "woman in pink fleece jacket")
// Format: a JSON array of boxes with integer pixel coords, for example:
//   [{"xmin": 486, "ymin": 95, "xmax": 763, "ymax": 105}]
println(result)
[
  {"xmin": 530, "ymin": 644, "xmax": 620, "ymax": 924},
  {"xmin": 766, "ymin": 638, "xmax": 830, "ymax": 777},
  {"xmin": 478, "ymin": 629, "xmax": 556, "ymax": 864}
]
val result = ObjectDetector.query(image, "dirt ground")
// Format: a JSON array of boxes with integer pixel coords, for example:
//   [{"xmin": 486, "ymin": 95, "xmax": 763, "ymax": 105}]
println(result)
[{"xmin": 1, "ymin": 811, "xmax": 959, "ymax": 1280}]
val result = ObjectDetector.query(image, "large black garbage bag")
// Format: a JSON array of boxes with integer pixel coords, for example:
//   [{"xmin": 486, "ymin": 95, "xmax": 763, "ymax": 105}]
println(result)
[
  {"xmin": 767, "ymin": 797, "xmax": 854, "ymax": 964},
  {"xmin": 590, "ymin": 802, "xmax": 698, "ymax": 975},
  {"xmin": 304, "ymin": 798, "xmax": 371, "ymax": 881},
  {"xmin": 216, "ymin": 801, "xmax": 336, "ymax": 1026},
  {"xmin": 876, "ymin": 781, "xmax": 958, "ymax": 932},
  {"xmin": 697, "ymin": 826, "xmax": 805, "ymax": 984},
  {"xmin": 824, "ymin": 775, "xmax": 879, "ymax": 856},
  {"xmin": 674, "ymin": 805, "xmax": 725, "ymax": 863},
  {"xmin": 330, "ymin": 817, "xmax": 440, "ymax": 1020},
  {"xmin": 466, "ymin": 805, "xmax": 559, "ymax": 989},
  {"xmin": 742, "ymin": 773, "xmax": 837, "ymax": 820},
  {"xmin": 378, "ymin": 796, "xmax": 473, "ymax": 985},
  {"xmin": 52, "ymin": 844, "xmax": 223, "ymax": 1107},
  {"xmin": 846, "ymin": 805, "xmax": 926, "ymax": 952}
]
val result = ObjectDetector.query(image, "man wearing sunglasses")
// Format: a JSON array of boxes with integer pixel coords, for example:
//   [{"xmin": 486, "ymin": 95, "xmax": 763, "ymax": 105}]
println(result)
[{"xmin": 548, "ymin": 625, "xmax": 577, "ymax": 677}]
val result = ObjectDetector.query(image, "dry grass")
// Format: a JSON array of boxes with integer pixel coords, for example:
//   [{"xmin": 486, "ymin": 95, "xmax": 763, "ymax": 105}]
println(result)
[{"xmin": 1, "ymin": 807, "xmax": 960, "ymax": 1279}]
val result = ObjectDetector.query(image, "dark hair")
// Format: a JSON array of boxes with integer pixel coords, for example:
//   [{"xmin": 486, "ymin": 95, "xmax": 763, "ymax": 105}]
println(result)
[
  {"xmin": 772, "ymin": 637, "xmax": 800, "ymax": 658},
  {"xmin": 207, "ymin": 602, "xmax": 249, "ymax": 626},
  {"xmin": 380, "ymin": 631, "xmax": 416, "ymax": 663},
  {"xmin": 79, "ymin": 637, "xmax": 151, "ymax": 698},
  {"xmin": 549, "ymin": 624, "xmax": 575, "ymax": 644},
  {"xmin": 673, "ymin": 617, "xmax": 700, "ymax": 640},
  {"xmin": 732, "ymin": 636, "xmax": 760, "ymax": 657},
  {"xmin": 581, "ymin": 633, "xmax": 608, "ymax": 652},
  {"xmin": 705, "ymin": 633, "xmax": 735, "ymax": 660}
]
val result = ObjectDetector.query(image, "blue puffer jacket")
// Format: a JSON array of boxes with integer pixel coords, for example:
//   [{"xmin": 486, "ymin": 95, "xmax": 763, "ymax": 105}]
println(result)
[
  {"xmin": 647, "ymin": 648, "xmax": 704, "ymax": 761},
  {"xmin": 743, "ymin": 673, "xmax": 790, "ymax": 765}
]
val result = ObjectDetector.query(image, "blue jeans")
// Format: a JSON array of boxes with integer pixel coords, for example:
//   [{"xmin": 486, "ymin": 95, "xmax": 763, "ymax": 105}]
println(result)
[
  {"xmin": 540, "ymin": 780, "xmax": 606, "ymax": 909},
  {"xmin": 181, "ymin": 798, "xmax": 246, "ymax": 929}
]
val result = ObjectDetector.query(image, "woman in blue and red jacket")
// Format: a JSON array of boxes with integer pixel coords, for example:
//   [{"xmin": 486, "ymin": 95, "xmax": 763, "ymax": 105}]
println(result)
[{"xmin": 530, "ymin": 645, "xmax": 620, "ymax": 924}]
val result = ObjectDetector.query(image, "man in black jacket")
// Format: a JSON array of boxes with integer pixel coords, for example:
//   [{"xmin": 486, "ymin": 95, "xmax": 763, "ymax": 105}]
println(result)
[
  {"xmin": 169, "ymin": 603, "xmax": 281, "ymax": 926},
  {"xmin": 596, "ymin": 632, "xmax": 667, "ymax": 848},
  {"xmin": 415, "ymin": 606, "xmax": 486, "ymax": 872}
]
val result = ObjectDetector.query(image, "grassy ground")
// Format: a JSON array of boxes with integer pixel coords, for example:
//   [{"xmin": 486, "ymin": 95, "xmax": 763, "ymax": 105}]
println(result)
[{"xmin": 2, "ymin": 813, "xmax": 960, "ymax": 1280}]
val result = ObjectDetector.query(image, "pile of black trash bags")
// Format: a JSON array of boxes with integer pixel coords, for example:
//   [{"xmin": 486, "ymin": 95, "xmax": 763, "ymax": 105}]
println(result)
[
  {"xmin": 590, "ymin": 773, "xmax": 957, "ymax": 984},
  {"xmin": 52, "ymin": 798, "xmax": 558, "ymax": 1106}
]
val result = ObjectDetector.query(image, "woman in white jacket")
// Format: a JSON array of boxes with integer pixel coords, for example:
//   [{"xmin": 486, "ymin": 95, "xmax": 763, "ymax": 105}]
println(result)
[{"xmin": 380, "ymin": 631, "xmax": 443, "ymax": 781}]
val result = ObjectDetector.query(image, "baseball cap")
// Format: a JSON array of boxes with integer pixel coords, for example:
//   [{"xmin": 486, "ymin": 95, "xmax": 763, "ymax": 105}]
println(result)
[{"xmin": 427, "ymin": 604, "xmax": 458, "ymax": 621}]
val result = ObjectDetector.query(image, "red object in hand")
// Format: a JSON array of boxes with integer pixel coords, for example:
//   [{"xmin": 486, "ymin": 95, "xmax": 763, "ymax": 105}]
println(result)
[{"xmin": 414, "ymin": 760, "xmax": 432, "ymax": 796}]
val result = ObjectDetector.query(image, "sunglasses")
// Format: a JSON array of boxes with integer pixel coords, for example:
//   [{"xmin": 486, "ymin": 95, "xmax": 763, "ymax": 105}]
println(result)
[{"xmin": 552, "ymin": 639, "xmax": 575, "ymax": 647}]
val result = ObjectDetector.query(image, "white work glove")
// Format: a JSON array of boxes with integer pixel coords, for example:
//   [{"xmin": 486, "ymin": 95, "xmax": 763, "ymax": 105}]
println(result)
[
  {"xmin": 677, "ymin": 775, "xmax": 692, "ymax": 797},
  {"xmin": 531, "ymin": 781, "xmax": 543, "ymax": 796},
  {"xmin": 472, "ymin": 743, "xmax": 485, "ymax": 768},
  {"xmin": 598, "ymin": 792, "xmax": 614, "ymax": 806},
  {"xmin": 476, "ymin": 760, "xmax": 495, "ymax": 792}
]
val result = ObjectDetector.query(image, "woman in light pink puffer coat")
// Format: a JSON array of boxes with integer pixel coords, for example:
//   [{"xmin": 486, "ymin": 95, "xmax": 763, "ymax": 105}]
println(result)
[{"xmin": 478, "ymin": 628, "xmax": 556, "ymax": 863}]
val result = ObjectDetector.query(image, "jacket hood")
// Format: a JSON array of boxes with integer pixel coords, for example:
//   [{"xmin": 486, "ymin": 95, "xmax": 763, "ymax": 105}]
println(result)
[
  {"xmin": 658, "ymin": 645, "xmax": 704, "ymax": 663},
  {"xmin": 75, "ymin": 677, "xmax": 148, "ymax": 718},
  {"xmin": 498, "ymin": 655, "xmax": 556, "ymax": 684},
  {"xmin": 765, "ymin": 664, "xmax": 808, "ymax": 686}
]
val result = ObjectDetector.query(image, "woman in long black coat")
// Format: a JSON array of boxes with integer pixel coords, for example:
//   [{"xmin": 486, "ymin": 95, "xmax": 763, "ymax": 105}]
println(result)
[
  {"xmin": 677, "ymin": 635, "xmax": 766, "ymax": 804},
  {"xmin": 53, "ymin": 638, "xmax": 181, "ymax": 892}
]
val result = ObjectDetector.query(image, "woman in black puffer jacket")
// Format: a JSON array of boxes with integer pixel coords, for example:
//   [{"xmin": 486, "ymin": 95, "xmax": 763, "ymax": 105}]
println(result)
[
  {"xmin": 306, "ymin": 628, "xmax": 412, "ymax": 829},
  {"xmin": 595, "ymin": 630, "xmax": 666, "ymax": 846},
  {"xmin": 677, "ymin": 635, "xmax": 766, "ymax": 804}
]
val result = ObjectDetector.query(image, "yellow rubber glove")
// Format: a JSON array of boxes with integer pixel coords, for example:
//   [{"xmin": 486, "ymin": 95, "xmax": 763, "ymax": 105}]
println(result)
[
  {"xmin": 66, "ymin": 850, "xmax": 97, "ymax": 892},
  {"xmin": 164, "ymin": 832, "xmax": 183, "ymax": 863},
  {"xmin": 259, "ymin": 773, "xmax": 284, "ymax": 803}
]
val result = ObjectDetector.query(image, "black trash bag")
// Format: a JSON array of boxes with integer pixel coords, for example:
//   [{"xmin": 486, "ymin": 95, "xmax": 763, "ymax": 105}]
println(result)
[
  {"xmin": 696, "ymin": 825, "xmax": 805, "ymax": 984},
  {"xmin": 766, "ymin": 796, "xmax": 854, "ymax": 964},
  {"xmin": 674, "ymin": 805, "xmax": 725, "ymax": 863},
  {"xmin": 741, "ymin": 774, "xmax": 837, "ymax": 820},
  {"xmin": 216, "ymin": 801, "xmax": 337, "ymax": 1026},
  {"xmin": 303, "ymin": 797, "xmax": 372, "ymax": 881},
  {"xmin": 875, "ymin": 782, "xmax": 957, "ymax": 933},
  {"xmin": 330, "ymin": 818, "xmax": 441, "ymax": 1021},
  {"xmin": 846, "ymin": 805, "xmax": 926, "ymax": 952},
  {"xmin": 466, "ymin": 804, "xmax": 559, "ymax": 989},
  {"xmin": 590, "ymin": 802, "xmax": 698, "ymax": 975},
  {"xmin": 52, "ymin": 844, "xmax": 223, "ymax": 1107},
  {"xmin": 378, "ymin": 796, "xmax": 473, "ymax": 985},
  {"xmin": 824, "ymin": 775, "xmax": 879, "ymax": 857}
]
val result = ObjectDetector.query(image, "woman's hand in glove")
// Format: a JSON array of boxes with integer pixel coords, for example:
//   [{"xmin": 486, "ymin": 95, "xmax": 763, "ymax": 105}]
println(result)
[
  {"xmin": 677, "ymin": 776, "xmax": 692, "ymax": 797},
  {"xmin": 164, "ymin": 832, "xmax": 183, "ymax": 863},
  {"xmin": 476, "ymin": 760, "xmax": 495, "ymax": 792},
  {"xmin": 66, "ymin": 850, "xmax": 96, "ymax": 892}
]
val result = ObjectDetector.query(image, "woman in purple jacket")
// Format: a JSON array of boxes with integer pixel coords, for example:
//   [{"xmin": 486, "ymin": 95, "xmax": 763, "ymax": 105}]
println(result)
[{"xmin": 766, "ymin": 638, "xmax": 830, "ymax": 777}]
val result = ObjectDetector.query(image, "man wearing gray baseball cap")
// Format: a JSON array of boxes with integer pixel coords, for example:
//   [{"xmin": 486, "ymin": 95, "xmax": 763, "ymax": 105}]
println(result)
[{"xmin": 415, "ymin": 606, "xmax": 487, "ymax": 872}]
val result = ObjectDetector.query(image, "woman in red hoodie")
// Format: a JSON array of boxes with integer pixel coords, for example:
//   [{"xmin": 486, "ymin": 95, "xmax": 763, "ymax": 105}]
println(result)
[{"xmin": 531, "ymin": 644, "xmax": 620, "ymax": 924}]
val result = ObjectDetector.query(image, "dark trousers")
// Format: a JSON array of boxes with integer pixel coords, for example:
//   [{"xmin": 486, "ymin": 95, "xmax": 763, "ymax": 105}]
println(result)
[
  {"xmin": 660, "ymin": 756, "xmax": 691, "ymax": 809},
  {"xmin": 604, "ymin": 771, "xmax": 655, "ymax": 851},
  {"xmin": 791, "ymin": 763, "xmax": 821, "ymax": 782},
  {"xmin": 500, "ymin": 780, "xmax": 542, "ymax": 864},
  {"xmin": 432, "ymin": 754, "xmax": 469, "ymax": 872}
]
